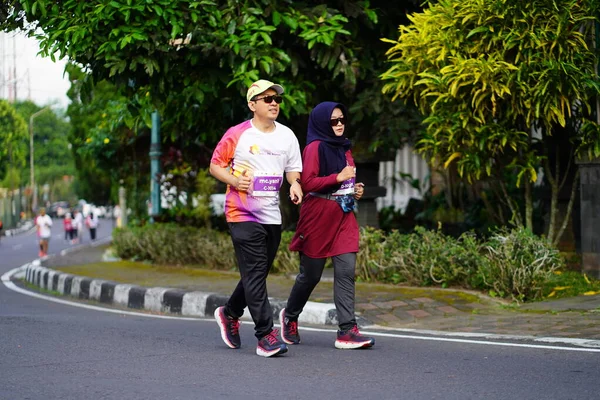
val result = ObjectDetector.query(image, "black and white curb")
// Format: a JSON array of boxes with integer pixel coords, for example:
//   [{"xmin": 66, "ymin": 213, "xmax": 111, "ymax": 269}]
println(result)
[{"xmin": 22, "ymin": 262, "xmax": 358, "ymax": 326}]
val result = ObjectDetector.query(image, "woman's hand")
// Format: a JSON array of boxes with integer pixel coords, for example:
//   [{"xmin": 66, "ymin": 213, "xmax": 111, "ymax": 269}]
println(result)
[
  {"xmin": 354, "ymin": 182, "xmax": 364, "ymax": 200},
  {"xmin": 336, "ymin": 166, "xmax": 356, "ymax": 183}
]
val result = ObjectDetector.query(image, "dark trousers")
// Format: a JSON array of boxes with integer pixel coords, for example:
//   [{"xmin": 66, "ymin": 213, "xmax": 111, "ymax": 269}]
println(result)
[
  {"xmin": 90, "ymin": 228, "xmax": 97, "ymax": 241},
  {"xmin": 285, "ymin": 252, "xmax": 357, "ymax": 331},
  {"xmin": 225, "ymin": 222, "xmax": 281, "ymax": 339}
]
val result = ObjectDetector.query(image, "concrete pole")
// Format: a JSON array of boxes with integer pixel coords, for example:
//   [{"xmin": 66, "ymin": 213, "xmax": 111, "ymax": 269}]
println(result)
[
  {"xmin": 149, "ymin": 111, "xmax": 162, "ymax": 222},
  {"xmin": 118, "ymin": 182, "xmax": 127, "ymax": 228}
]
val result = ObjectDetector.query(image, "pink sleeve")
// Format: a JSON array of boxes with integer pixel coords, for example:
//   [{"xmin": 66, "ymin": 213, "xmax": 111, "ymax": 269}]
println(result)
[
  {"xmin": 301, "ymin": 141, "xmax": 340, "ymax": 193},
  {"xmin": 210, "ymin": 121, "xmax": 250, "ymax": 168}
]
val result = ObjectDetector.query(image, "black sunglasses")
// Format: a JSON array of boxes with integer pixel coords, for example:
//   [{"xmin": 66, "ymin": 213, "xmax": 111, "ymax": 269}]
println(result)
[
  {"xmin": 253, "ymin": 95, "xmax": 283, "ymax": 104},
  {"xmin": 330, "ymin": 117, "xmax": 346, "ymax": 126}
]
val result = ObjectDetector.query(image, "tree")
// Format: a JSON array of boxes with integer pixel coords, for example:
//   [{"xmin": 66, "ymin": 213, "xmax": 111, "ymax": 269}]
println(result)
[
  {"xmin": 2, "ymin": 0, "xmax": 423, "ymax": 156},
  {"xmin": 0, "ymin": 100, "xmax": 28, "ymax": 191},
  {"xmin": 66, "ymin": 63, "xmax": 159, "ymax": 218},
  {"xmin": 13, "ymin": 101, "xmax": 74, "ymax": 183},
  {"xmin": 381, "ymin": 0, "xmax": 600, "ymax": 245}
]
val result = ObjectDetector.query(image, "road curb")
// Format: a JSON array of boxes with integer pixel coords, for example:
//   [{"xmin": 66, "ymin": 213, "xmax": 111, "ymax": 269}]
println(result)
[
  {"xmin": 22, "ymin": 261, "xmax": 370, "ymax": 327},
  {"xmin": 4, "ymin": 220, "xmax": 35, "ymax": 237}
]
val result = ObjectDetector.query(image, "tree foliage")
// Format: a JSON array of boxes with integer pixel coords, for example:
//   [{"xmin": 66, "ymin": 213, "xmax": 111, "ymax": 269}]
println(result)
[
  {"xmin": 0, "ymin": 100, "xmax": 28, "ymax": 189},
  {"xmin": 2, "ymin": 0, "xmax": 428, "ymax": 219},
  {"xmin": 381, "ymin": 0, "xmax": 600, "ymax": 243},
  {"xmin": 2, "ymin": 0, "xmax": 423, "ymax": 156},
  {"xmin": 66, "ymin": 64, "xmax": 145, "ymax": 206},
  {"xmin": 13, "ymin": 101, "xmax": 74, "ymax": 185}
]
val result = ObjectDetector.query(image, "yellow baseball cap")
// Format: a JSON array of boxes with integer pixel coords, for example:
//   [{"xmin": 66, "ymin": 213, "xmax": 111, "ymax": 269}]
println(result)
[{"xmin": 246, "ymin": 79, "xmax": 284, "ymax": 102}]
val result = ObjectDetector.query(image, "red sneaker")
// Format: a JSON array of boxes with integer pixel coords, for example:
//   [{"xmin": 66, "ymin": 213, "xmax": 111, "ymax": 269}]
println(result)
[
  {"xmin": 279, "ymin": 308, "xmax": 300, "ymax": 344},
  {"xmin": 214, "ymin": 306, "xmax": 241, "ymax": 349},
  {"xmin": 256, "ymin": 329, "xmax": 288, "ymax": 357},
  {"xmin": 335, "ymin": 326, "xmax": 375, "ymax": 349}
]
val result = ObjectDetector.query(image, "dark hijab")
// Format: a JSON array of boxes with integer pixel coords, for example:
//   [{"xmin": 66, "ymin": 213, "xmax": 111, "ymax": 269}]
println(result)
[{"xmin": 305, "ymin": 102, "xmax": 351, "ymax": 177}]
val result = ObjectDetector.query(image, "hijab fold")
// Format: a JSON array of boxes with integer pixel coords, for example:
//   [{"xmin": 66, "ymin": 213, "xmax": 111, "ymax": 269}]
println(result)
[{"xmin": 305, "ymin": 102, "xmax": 351, "ymax": 180}]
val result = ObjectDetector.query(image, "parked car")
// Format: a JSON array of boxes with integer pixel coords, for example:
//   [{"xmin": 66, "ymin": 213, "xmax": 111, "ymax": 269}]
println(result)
[{"xmin": 48, "ymin": 201, "xmax": 70, "ymax": 218}]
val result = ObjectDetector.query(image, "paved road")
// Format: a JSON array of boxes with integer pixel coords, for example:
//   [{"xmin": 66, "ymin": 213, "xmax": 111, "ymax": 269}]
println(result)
[{"xmin": 1, "ymin": 221, "xmax": 599, "ymax": 399}]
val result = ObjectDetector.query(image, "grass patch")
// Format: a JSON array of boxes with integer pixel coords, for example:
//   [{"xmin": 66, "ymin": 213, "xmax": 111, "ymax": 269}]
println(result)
[
  {"xmin": 540, "ymin": 270, "xmax": 600, "ymax": 300},
  {"xmin": 21, "ymin": 280, "xmax": 62, "ymax": 297}
]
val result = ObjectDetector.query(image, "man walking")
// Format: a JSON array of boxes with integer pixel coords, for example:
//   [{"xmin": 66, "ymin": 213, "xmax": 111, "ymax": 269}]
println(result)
[{"xmin": 210, "ymin": 79, "xmax": 303, "ymax": 357}]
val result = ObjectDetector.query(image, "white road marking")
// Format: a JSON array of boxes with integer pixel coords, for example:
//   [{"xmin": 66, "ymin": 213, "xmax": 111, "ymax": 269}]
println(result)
[
  {"xmin": 3, "ymin": 264, "xmax": 600, "ymax": 353},
  {"xmin": 12, "ymin": 244, "xmax": 23, "ymax": 251}
]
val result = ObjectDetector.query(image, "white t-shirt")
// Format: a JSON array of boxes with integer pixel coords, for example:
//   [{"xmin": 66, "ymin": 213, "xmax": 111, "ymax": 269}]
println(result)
[
  {"xmin": 87, "ymin": 213, "xmax": 99, "ymax": 229},
  {"xmin": 36, "ymin": 215, "xmax": 53, "ymax": 238},
  {"xmin": 73, "ymin": 213, "xmax": 84, "ymax": 230},
  {"xmin": 211, "ymin": 119, "xmax": 302, "ymax": 224}
]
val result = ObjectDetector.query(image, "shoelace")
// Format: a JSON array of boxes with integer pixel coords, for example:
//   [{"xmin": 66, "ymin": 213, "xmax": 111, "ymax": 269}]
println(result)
[
  {"xmin": 228, "ymin": 318, "xmax": 240, "ymax": 335},
  {"xmin": 265, "ymin": 330, "xmax": 280, "ymax": 345},
  {"xmin": 288, "ymin": 321, "xmax": 298, "ymax": 335},
  {"xmin": 350, "ymin": 325, "xmax": 361, "ymax": 337}
]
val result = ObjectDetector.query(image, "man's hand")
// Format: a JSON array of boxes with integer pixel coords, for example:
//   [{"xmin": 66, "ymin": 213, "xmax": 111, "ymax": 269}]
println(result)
[
  {"xmin": 289, "ymin": 180, "xmax": 303, "ymax": 205},
  {"xmin": 354, "ymin": 182, "xmax": 364, "ymax": 200},
  {"xmin": 234, "ymin": 170, "xmax": 252, "ymax": 192}
]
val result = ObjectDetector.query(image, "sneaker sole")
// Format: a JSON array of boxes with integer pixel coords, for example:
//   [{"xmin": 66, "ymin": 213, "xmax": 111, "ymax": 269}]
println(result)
[
  {"xmin": 334, "ymin": 339, "xmax": 375, "ymax": 350},
  {"xmin": 256, "ymin": 344, "xmax": 288, "ymax": 357},
  {"xmin": 214, "ymin": 307, "xmax": 240, "ymax": 349},
  {"xmin": 279, "ymin": 308, "xmax": 300, "ymax": 345}
]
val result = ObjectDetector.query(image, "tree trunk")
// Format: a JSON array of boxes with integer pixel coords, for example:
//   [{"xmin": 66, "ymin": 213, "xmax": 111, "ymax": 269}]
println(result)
[
  {"xmin": 524, "ymin": 179, "xmax": 533, "ymax": 231},
  {"xmin": 553, "ymin": 169, "xmax": 580, "ymax": 247}
]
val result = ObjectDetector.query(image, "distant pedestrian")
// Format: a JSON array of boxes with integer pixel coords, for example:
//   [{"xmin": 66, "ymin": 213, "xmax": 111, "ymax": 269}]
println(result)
[
  {"xmin": 63, "ymin": 212, "xmax": 73, "ymax": 242},
  {"xmin": 72, "ymin": 209, "xmax": 83, "ymax": 244},
  {"xmin": 35, "ymin": 208, "xmax": 53, "ymax": 257},
  {"xmin": 280, "ymin": 101, "xmax": 374, "ymax": 350},
  {"xmin": 210, "ymin": 79, "xmax": 303, "ymax": 357},
  {"xmin": 86, "ymin": 211, "xmax": 99, "ymax": 241}
]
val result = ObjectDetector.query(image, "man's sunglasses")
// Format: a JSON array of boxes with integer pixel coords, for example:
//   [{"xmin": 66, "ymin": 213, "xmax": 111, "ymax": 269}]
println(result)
[
  {"xmin": 330, "ymin": 117, "xmax": 346, "ymax": 126},
  {"xmin": 252, "ymin": 95, "xmax": 283, "ymax": 104}
]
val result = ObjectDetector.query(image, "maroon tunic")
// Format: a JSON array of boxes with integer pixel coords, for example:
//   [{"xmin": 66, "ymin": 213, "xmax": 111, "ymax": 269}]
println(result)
[{"xmin": 289, "ymin": 141, "xmax": 359, "ymax": 258}]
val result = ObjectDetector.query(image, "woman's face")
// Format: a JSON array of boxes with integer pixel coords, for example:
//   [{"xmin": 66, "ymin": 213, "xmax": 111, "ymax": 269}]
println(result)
[{"xmin": 330, "ymin": 107, "xmax": 345, "ymax": 137}]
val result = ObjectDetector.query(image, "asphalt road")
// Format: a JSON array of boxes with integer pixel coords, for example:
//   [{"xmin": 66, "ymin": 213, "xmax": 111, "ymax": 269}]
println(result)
[{"xmin": 1, "ymin": 220, "xmax": 599, "ymax": 399}]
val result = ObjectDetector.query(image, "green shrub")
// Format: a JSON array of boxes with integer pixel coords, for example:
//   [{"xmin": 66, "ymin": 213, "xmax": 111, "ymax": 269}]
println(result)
[
  {"xmin": 479, "ymin": 227, "xmax": 564, "ymax": 301},
  {"xmin": 113, "ymin": 223, "xmax": 567, "ymax": 302},
  {"xmin": 113, "ymin": 223, "xmax": 236, "ymax": 269},
  {"xmin": 272, "ymin": 230, "xmax": 299, "ymax": 274},
  {"xmin": 366, "ymin": 226, "xmax": 482, "ymax": 287}
]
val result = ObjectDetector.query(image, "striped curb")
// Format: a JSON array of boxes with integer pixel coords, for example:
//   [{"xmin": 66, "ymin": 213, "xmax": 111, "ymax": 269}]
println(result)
[{"xmin": 22, "ymin": 263, "xmax": 367, "ymax": 327}]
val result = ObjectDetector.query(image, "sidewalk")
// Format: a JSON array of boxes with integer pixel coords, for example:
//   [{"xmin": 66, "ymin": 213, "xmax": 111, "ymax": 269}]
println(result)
[{"xmin": 31, "ymin": 243, "xmax": 600, "ymax": 341}]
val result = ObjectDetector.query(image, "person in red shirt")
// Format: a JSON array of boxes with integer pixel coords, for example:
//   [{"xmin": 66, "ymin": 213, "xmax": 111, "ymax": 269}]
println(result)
[
  {"xmin": 63, "ymin": 212, "xmax": 73, "ymax": 243},
  {"xmin": 279, "ymin": 101, "xmax": 374, "ymax": 349}
]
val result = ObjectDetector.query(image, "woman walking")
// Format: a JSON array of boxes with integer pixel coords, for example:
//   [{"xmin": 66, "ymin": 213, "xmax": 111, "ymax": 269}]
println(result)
[{"xmin": 279, "ymin": 101, "xmax": 374, "ymax": 349}]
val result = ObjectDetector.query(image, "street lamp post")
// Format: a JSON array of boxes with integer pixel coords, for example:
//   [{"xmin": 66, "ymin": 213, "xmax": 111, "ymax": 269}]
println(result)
[
  {"xmin": 149, "ymin": 110, "xmax": 162, "ymax": 222},
  {"xmin": 29, "ymin": 107, "xmax": 50, "ymax": 214}
]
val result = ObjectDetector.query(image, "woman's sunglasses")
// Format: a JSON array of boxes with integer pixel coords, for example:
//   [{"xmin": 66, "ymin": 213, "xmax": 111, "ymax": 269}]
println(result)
[
  {"xmin": 330, "ymin": 117, "xmax": 346, "ymax": 126},
  {"xmin": 252, "ymin": 95, "xmax": 283, "ymax": 104}
]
